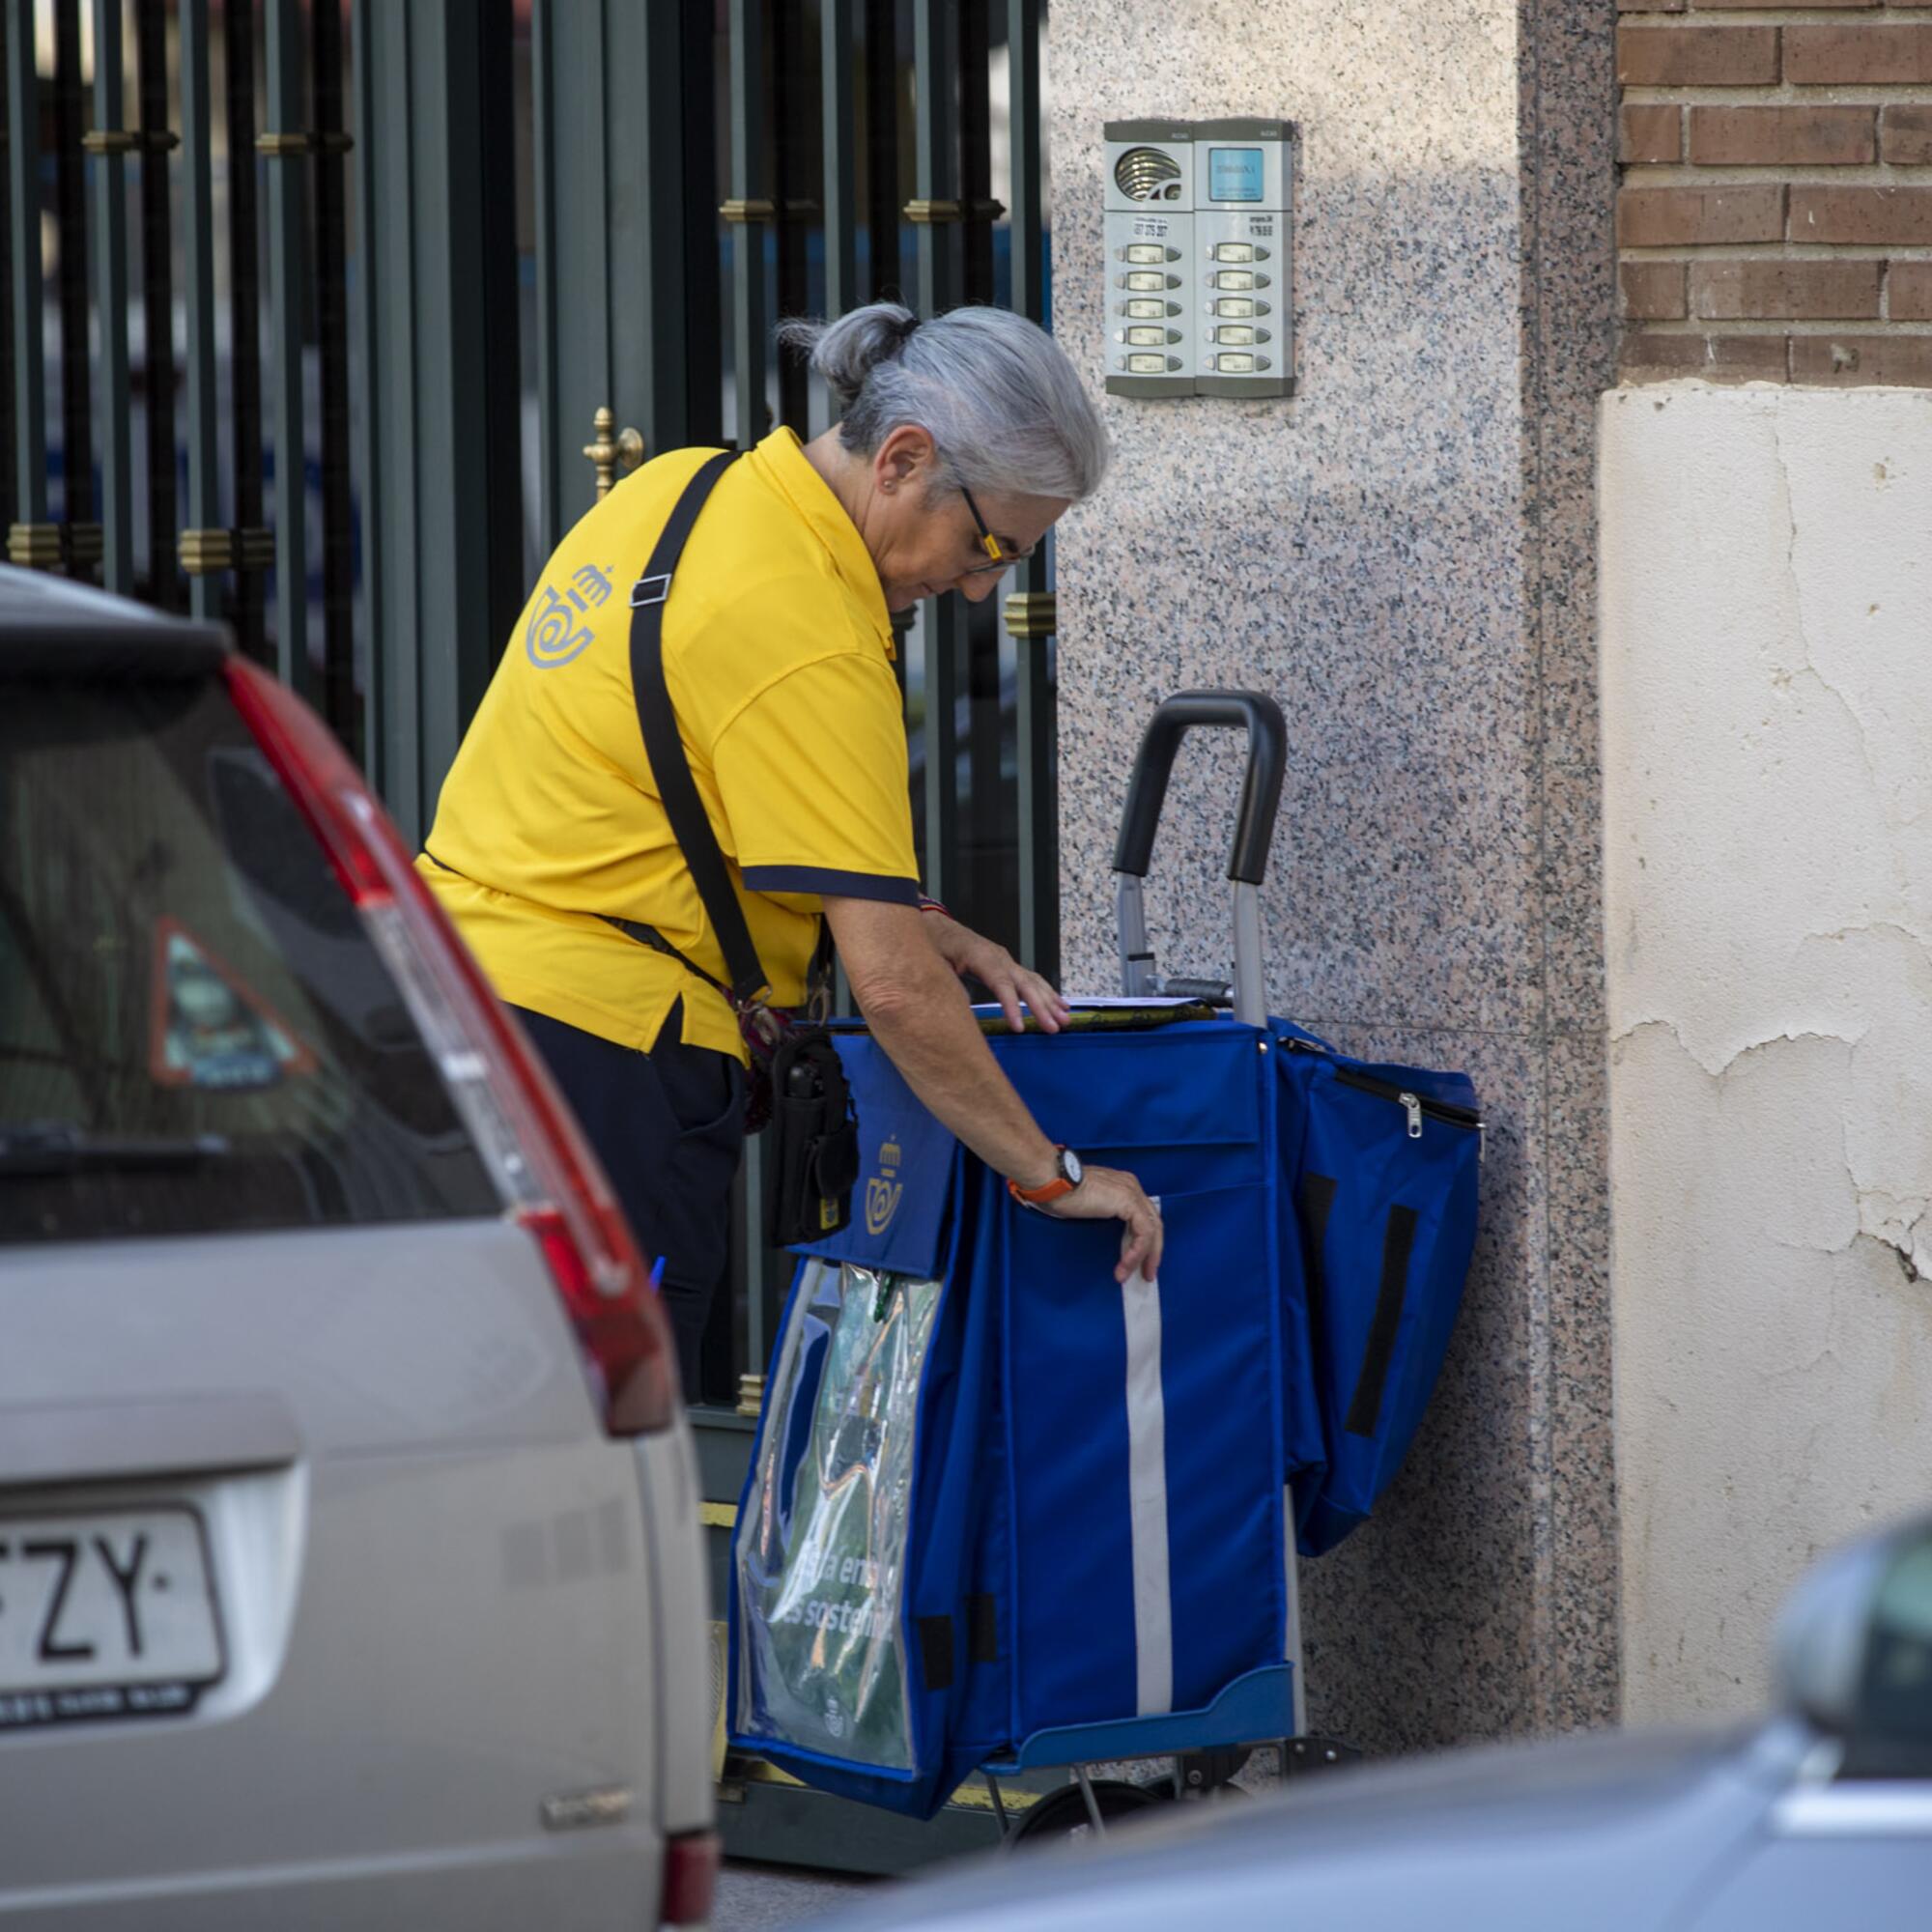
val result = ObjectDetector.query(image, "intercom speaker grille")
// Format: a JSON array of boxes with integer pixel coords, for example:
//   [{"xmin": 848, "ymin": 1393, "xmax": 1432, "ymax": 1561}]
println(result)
[{"xmin": 1114, "ymin": 146, "xmax": 1181, "ymax": 202}]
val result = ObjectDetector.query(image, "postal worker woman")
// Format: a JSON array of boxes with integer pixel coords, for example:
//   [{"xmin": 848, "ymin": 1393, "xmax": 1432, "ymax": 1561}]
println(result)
[{"xmin": 419, "ymin": 303, "xmax": 1161, "ymax": 1392}]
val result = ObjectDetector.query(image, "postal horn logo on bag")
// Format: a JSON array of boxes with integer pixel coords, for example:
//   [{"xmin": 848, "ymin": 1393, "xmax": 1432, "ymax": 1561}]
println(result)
[{"xmin": 865, "ymin": 1135, "xmax": 903, "ymax": 1237}]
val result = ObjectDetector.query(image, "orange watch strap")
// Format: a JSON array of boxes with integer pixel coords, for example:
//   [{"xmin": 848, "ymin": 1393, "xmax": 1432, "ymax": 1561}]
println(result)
[
  {"xmin": 1009, "ymin": 1173, "xmax": 1075, "ymax": 1208},
  {"xmin": 1009, "ymin": 1148, "xmax": 1075, "ymax": 1207}
]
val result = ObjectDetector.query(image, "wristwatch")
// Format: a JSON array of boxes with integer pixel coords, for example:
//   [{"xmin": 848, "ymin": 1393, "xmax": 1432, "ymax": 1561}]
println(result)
[{"xmin": 1009, "ymin": 1146, "xmax": 1084, "ymax": 1209}]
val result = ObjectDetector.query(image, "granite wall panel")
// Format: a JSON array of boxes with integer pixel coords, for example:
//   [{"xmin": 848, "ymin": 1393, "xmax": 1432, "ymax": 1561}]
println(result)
[{"xmin": 1049, "ymin": 0, "xmax": 1619, "ymax": 1749}]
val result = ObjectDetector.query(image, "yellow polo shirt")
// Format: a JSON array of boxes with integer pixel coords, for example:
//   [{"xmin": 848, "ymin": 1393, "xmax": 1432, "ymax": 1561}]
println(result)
[{"xmin": 417, "ymin": 428, "xmax": 919, "ymax": 1062}]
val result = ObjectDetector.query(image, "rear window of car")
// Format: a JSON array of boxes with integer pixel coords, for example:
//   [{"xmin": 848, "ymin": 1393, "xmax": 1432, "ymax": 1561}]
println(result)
[{"xmin": 0, "ymin": 672, "xmax": 499, "ymax": 1243}]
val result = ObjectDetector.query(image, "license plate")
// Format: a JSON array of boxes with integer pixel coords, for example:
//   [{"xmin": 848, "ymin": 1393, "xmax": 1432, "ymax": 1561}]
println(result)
[{"xmin": 0, "ymin": 1505, "xmax": 225, "ymax": 1730}]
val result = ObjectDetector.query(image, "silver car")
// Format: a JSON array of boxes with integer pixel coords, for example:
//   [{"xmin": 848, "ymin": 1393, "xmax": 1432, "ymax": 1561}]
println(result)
[
  {"xmin": 0, "ymin": 572, "xmax": 716, "ymax": 1929},
  {"xmin": 811, "ymin": 1510, "xmax": 1932, "ymax": 1931}
]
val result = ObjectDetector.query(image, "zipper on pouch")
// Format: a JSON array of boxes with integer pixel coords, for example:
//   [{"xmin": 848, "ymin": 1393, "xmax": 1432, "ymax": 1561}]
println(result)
[
  {"xmin": 1276, "ymin": 1037, "xmax": 1483, "ymax": 1133},
  {"xmin": 1333, "ymin": 1067, "xmax": 1481, "ymax": 1132}
]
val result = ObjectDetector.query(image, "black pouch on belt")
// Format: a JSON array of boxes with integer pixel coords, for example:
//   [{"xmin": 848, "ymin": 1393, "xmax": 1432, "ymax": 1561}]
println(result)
[
  {"xmin": 605, "ymin": 448, "xmax": 862, "ymax": 1249},
  {"xmin": 768, "ymin": 1029, "xmax": 861, "ymax": 1246}
]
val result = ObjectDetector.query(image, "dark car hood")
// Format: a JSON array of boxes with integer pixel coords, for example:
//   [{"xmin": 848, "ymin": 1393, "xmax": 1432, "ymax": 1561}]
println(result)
[{"xmin": 808, "ymin": 1722, "xmax": 1807, "ymax": 1932}]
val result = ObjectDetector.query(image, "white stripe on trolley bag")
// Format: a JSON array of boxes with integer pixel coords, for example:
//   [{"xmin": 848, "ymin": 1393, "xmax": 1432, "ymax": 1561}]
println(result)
[{"xmin": 1121, "ymin": 1214, "xmax": 1173, "ymax": 1716}]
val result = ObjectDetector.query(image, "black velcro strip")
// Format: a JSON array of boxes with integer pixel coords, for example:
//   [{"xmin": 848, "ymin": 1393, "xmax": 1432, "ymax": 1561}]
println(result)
[
  {"xmin": 968, "ymin": 1593, "xmax": 999, "ymax": 1664},
  {"xmin": 1345, "ymin": 1205, "xmax": 1418, "ymax": 1438},
  {"xmin": 1297, "ymin": 1173, "xmax": 1337, "ymax": 1366},
  {"xmin": 918, "ymin": 1615, "xmax": 955, "ymax": 1692}
]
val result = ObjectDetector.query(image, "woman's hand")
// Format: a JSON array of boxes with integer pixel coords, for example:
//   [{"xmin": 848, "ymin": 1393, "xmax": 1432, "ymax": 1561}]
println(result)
[
  {"xmin": 832, "ymin": 896, "xmax": 1164, "ymax": 1286},
  {"xmin": 923, "ymin": 913, "xmax": 1072, "ymax": 1035},
  {"xmin": 1037, "ymin": 1164, "xmax": 1164, "ymax": 1283}
]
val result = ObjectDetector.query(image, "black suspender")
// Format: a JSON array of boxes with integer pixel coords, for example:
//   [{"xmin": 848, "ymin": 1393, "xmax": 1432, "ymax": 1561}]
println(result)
[
  {"xmin": 616, "ymin": 448, "xmax": 862, "ymax": 1216},
  {"xmin": 611, "ymin": 449, "xmax": 772, "ymax": 1012}
]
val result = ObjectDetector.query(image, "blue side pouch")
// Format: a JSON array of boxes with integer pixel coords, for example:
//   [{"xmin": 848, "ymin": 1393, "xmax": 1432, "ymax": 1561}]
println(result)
[{"xmin": 1270, "ymin": 1024, "xmax": 1482, "ymax": 1557}]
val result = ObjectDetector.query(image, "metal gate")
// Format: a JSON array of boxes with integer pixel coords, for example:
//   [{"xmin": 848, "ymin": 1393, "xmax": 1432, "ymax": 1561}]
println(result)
[{"xmin": 3, "ymin": 0, "xmax": 359, "ymax": 700}]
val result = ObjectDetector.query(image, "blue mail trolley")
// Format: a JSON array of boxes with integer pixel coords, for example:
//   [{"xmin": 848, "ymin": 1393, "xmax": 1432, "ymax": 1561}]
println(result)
[{"xmin": 729, "ymin": 694, "xmax": 1482, "ymax": 1839}]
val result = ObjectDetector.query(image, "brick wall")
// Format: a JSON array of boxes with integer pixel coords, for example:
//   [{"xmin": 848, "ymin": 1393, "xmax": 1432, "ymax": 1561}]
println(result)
[{"xmin": 1618, "ymin": 3, "xmax": 1932, "ymax": 385}]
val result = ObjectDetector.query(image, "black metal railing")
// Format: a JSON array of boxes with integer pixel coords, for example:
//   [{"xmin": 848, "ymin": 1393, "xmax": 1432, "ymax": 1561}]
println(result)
[
  {"xmin": 4, "ymin": 0, "xmax": 360, "ymax": 732},
  {"xmin": 133, "ymin": 0, "xmax": 177, "ymax": 609}
]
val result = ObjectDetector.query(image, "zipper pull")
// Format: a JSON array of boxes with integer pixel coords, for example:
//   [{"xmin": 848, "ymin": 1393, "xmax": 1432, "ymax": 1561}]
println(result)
[{"xmin": 1400, "ymin": 1092, "xmax": 1424, "ymax": 1139}]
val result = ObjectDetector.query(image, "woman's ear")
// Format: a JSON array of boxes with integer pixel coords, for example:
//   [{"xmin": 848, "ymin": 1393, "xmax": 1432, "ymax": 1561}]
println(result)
[{"xmin": 874, "ymin": 422, "xmax": 937, "ymax": 494}]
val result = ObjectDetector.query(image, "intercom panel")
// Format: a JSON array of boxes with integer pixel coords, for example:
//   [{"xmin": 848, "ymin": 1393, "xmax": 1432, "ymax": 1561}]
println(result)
[{"xmin": 1102, "ymin": 116, "xmax": 1294, "ymax": 401}]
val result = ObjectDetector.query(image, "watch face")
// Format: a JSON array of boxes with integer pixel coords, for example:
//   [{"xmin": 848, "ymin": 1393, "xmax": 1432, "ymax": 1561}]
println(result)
[{"xmin": 1062, "ymin": 1149, "xmax": 1084, "ymax": 1187}]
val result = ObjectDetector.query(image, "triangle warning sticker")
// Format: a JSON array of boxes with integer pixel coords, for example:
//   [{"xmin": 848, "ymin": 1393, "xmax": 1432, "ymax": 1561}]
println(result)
[{"xmin": 148, "ymin": 916, "xmax": 318, "ymax": 1093}]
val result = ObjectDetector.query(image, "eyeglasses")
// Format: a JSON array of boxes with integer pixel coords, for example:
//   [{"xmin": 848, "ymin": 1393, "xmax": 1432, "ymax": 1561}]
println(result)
[{"xmin": 959, "ymin": 483, "xmax": 1036, "ymax": 577}]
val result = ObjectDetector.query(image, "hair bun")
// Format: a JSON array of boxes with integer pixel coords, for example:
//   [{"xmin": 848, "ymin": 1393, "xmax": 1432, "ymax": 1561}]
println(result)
[{"xmin": 776, "ymin": 303, "xmax": 921, "ymax": 410}]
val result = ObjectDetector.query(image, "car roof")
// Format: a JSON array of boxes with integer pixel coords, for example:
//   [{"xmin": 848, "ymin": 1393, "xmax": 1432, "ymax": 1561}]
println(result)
[
  {"xmin": 811, "ymin": 1723, "xmax": 1799, "ymax": 1932},
  {"xmin": 0, "ymin": 566, "xmax": 229, "ymax": 676}
]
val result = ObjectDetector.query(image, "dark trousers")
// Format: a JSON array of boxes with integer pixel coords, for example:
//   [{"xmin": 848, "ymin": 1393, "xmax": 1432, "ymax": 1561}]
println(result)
[{"xmin": 512, "ymin": 1003, "xmax": 747, "ymax": 1400}]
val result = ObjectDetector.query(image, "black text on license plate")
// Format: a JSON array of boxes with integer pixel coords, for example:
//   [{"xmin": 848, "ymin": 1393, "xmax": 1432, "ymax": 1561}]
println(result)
[{"xmin": 0, "ymin": 1505, "xmax": 226, "ymax": 1730}]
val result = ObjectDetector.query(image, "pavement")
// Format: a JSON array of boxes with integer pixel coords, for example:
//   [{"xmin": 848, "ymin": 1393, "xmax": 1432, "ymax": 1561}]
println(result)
[{"xmin": 713, "ymin": 1860, "xmax": 880, "ymax": 1930}]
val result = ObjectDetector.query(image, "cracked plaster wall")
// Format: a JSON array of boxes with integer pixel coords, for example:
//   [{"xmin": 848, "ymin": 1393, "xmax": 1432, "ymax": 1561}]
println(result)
[{"xmin": 1601, "ymin": 382, "xmax": 1932, "ymax": 1723}]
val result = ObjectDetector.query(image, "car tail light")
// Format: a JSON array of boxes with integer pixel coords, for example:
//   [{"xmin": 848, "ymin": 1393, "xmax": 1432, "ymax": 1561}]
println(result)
[
  {"xmin": 223, "ymin": 657, "xmax": 679, "ymax": 1435},
  {"xmin": 660, "ymin": 1830, "xmax": 721, "ymax": 1928}
]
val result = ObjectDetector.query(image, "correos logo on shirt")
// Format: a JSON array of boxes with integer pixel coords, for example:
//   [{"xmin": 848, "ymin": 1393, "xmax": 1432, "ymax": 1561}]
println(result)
[{"xmin": 526, "ymin": 562, "xmax": 616, "ymax": 668}]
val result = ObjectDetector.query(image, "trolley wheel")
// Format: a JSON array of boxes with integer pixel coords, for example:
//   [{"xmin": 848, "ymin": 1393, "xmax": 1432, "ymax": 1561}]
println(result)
[{"xmin": 1002, "ymin": 1777, "xmax": 1165, "ymax": 1848}]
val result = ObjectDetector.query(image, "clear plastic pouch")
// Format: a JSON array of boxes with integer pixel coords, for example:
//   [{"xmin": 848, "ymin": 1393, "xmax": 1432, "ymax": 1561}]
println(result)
[{"xmin": 735, "ymin": 1259, "xmax": 943, "ymax": 1770}]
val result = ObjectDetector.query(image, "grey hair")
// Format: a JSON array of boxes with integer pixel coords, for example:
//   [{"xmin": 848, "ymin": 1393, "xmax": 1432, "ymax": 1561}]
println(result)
[{"xmin": 776, "ymin": 302, "xmax": 1111, "ymax": 502}]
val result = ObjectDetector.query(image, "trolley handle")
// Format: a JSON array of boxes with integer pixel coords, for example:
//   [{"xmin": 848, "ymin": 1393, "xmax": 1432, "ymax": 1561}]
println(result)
[{"xmin": 1111, "ymin": 691, "xmax": 1287, "ymax": 887}]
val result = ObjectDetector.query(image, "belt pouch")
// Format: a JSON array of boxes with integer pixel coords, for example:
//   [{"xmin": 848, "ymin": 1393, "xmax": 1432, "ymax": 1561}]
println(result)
[{"xmin": 768, "ymin": 1028, "xmax": 861, "ymax": 1248}]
